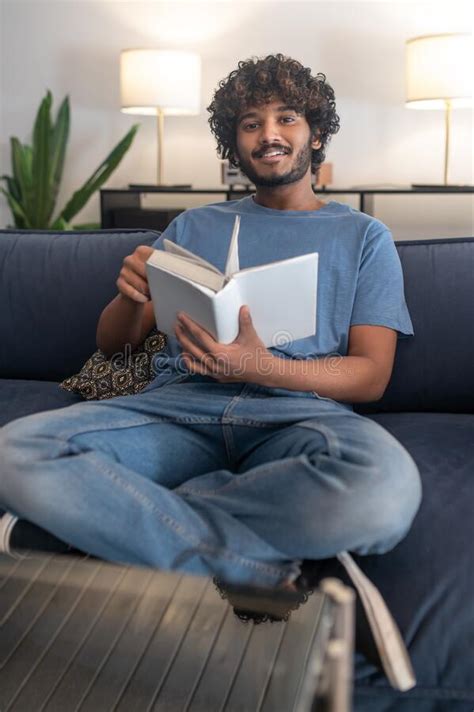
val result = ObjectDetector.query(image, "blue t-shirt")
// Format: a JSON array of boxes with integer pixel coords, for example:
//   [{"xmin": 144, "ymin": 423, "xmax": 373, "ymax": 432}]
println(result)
[{"xmin": 144, "ymin": 196, "xmax": 413, "ymax": 398}]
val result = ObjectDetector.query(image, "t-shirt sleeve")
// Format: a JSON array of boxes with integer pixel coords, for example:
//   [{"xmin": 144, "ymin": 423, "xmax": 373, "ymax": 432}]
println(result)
[
  {"xmin": 151, "ymin": 214, "xmax": 181, "ymax": 250},
  {"xmin": 350, "ymin": 222, "xmax": 414, "ymax": 339}
]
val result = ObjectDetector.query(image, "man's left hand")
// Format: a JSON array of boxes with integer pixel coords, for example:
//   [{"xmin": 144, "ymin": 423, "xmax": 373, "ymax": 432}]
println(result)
[{"xmin": 174, "ymin": 305, "xmax": 273, "ymax": 383}]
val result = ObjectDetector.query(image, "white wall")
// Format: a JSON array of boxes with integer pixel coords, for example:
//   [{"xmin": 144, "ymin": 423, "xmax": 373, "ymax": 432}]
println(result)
[{"xmin": 0, "ymin": 0, "xmax": 473, "ymax": 239}]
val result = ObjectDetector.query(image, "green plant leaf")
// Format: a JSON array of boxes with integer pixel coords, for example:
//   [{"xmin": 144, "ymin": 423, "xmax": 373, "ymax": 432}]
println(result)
[
  {"xmin": 10, "ymin": 138, "xmax": 34, "ymax": 213},
  {"xmin": 49, "ymin": 215, "xmax": 72, "ymax": 230},
  {"xmin": 4, "ymin": 94, "xmax": 138, "ymax": 231},
  {"xmin": 0, "ymin": 187, "xmax": 31, "ymax": 228},
  {"xmin": 48, "ymin": 96, "xmax": 70, "ymax": 224},
  {"xmin": 31, "ymin": 90, "xmax": 53, "ymax": 228},
  {"xmin": 1, "ymin": 174, "xmax": 21, "ymax": 203},
  {"xmin": 57, "ymin": 124, "xmax": 139, "ymax": 224}
]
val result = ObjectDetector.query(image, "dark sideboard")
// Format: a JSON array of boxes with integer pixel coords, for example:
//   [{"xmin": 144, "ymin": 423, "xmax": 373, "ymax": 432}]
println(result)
[{"xmin": 100, "ymin": 185, "xmax": 474, "ymax": 231}]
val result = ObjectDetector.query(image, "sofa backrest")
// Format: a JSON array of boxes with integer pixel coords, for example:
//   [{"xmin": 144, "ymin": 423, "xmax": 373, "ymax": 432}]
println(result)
[
  {"xmin": 356, "ymin": 236, "xmax": 474, "ymax": 415},
  {"xmin": 1, "ymin": 230, "xmax": 473, "ymax": 413},
  {"xmin": 0, "ymin": 229, "xmax": 159, "ymax": 381}
]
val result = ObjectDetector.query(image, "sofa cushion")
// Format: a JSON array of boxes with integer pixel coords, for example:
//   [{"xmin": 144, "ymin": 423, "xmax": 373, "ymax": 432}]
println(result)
[
  {"xmin": 305, "ymin": 411, "xmax": 474, "ymax": 710},
  {"xmin": 0, "ymin": 379, "xmax": 83, "ymax": 427},
  {"xmin": 356, "ymin": 237, "xmax": 474, "ymax": 415},
  {"xmin": 0, "ymin": 229, "xmax": 160, "ymax": 382}
]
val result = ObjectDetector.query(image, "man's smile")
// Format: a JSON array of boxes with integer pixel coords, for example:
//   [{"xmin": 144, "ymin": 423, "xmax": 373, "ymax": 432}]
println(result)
[{"xmin": 254, "ymin": 146, "xmax": 291, "ymax": 164}]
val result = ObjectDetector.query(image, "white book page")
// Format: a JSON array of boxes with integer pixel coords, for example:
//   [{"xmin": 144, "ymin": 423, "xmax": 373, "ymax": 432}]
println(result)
[
  {"xmin": 162, "ymin": 239, "xmax": 224, "ymax": 276},
  {"xmin": 145, "ymin": 263, "xmax": 243, "ymax": 343},
  {"xmin": 211, "ymin": 279, "xmax": 244, "ymax": 343},
  {"xmin": 232, "ymin": 253, "xmax": 318, "ymax": 348},
  {"xmin": 224, "ymin": 215, "xmax": 241, "ymax": 278},
  {"xmin": 146, "ymin": 263, "xmax": 219, "ymax": 338},
  {"xmin": 147, "ymin": 252, "xmax": 226, "ymax": 292}
]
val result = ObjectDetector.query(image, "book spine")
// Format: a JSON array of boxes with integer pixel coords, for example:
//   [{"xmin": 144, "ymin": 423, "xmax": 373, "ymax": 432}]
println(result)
[{"xmin": 211, "ymin": 279, "xmax": 243, "ymax": 344}]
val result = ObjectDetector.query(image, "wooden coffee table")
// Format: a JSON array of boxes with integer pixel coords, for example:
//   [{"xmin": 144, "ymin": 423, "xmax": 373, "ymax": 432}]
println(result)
[{"xmin": 0, "ymin": 553, "xmax": 354, "ymax": 711}]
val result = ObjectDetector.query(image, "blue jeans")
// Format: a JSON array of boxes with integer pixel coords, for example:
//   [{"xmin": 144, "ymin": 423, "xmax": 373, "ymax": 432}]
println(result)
[{"xmin": 0, "ymin": 377, "xmax": 422, "ymax": 587}]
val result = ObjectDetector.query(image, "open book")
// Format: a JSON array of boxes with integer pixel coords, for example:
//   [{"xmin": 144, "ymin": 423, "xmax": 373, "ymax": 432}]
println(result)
[{"xmin": 145, "ymin": 215, "xmax": 319, "ymax": 347}]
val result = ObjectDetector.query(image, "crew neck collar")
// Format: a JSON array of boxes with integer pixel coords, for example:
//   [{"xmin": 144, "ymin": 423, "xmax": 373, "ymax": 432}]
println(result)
[{"xmin": 242, "ymin": 194, "xmax": 336, "ymax": 216}]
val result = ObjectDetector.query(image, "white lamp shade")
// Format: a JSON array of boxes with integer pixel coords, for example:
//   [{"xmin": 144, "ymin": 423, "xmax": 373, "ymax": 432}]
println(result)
[
  {"xmin": 405, "ymin": 33, "xmax": 473, "ymax": 109},
  {"xmin": 120, "ymin": 49, "xmax": 201, "ymax": 116}
]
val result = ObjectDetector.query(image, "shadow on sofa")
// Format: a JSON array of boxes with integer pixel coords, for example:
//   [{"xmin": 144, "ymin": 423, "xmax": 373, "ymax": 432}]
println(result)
[{"xmin": 0, "ymin": 228, "xmax": 473, "ymax": 712}]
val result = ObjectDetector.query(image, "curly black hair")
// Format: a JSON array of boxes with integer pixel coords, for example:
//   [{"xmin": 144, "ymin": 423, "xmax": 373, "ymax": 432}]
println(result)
[{"xmin": 207, "ymin": 53, "xmax": 340, "ymax": 175}]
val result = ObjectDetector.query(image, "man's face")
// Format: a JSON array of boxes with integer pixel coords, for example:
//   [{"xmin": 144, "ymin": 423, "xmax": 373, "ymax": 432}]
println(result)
[{"xmin": 235, "ymin": 98, "xmax": 321, "ymax": 188}]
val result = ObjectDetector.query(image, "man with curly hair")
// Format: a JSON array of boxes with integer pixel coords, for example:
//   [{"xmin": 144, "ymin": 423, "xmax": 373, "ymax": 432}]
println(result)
[
  {"xmin": 207, "ymin": 54, "xmax": 340, "ymax": 199},
  {"xmin": 0, "ymin": 55, "xmax": 421, "ymax": 594}
]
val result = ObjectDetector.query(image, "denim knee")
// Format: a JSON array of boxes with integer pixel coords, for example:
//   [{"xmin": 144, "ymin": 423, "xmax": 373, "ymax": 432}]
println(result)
[
  {"xmin": 0, "ymin": 418, "xmax": 29, "ymax": 467},
  {"xmin": 0, "ymin": 428, "xmax": 21, "ymax": 510},
  {"xmin": 352, "ymin": 445, "xmax": 422, "ymax": 555},
  {"xmin": 295, "ymin": 427, "xmax": 423, "ymax": 558},
  {"xmin": 0, "ymin": 415, "xmax": 63, "ymax": 511},
  {"xmin": 0, "ymin": 423, "xmax": 30, "ymax": 503}
]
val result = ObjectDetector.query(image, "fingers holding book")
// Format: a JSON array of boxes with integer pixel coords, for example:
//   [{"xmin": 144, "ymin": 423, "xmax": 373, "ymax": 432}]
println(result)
[
  {"xmin": 175, "ymin": 306, "xmax": 273, "ymax": 384},
  {"xmin": 117, "ymin": 245, "xmax": 154, "ymax": 303}
]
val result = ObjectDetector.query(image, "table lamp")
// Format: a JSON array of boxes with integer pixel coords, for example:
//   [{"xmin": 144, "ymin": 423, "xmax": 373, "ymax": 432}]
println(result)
[
  {"xmin": 120, "ymin": 49, "xmax": 201, "ymax": 187},
  {"xmin": 405, "ymin": 33, "xmax": 473, "ymax": 187}
]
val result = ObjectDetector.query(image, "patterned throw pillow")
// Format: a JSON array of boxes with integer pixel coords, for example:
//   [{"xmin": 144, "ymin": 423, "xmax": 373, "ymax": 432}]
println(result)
[{"xmin": 60, "ymin": 328, "xmax": 167, "ymax": 400}]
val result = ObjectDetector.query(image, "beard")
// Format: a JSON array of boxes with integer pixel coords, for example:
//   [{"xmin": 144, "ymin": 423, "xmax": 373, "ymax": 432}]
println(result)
[{"xmin": 237, "ymin": 137, "xmax": 313, "ymax": 188}]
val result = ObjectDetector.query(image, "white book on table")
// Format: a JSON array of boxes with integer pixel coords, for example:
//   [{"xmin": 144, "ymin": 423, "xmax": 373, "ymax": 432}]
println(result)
[{"xmin": 145, "ymin": 215, "xmax": 318, "ymax": 347}]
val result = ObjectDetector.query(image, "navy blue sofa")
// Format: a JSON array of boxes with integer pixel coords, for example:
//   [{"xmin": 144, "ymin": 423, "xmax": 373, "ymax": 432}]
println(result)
[{"xmin": 0, "ymin": 228, "xmax": 473, "ymax": 712}]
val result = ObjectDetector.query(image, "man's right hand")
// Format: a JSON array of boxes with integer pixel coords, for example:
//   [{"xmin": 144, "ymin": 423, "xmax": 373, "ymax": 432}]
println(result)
[{"xmin": 116, "ymin": 245, "xmax": 155, "ymax": 304}]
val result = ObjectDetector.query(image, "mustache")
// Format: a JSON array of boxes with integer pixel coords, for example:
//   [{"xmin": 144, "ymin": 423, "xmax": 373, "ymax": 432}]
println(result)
[{"xmin": 253, "ymin": 145, "xmax": 291, "ymax": 159}]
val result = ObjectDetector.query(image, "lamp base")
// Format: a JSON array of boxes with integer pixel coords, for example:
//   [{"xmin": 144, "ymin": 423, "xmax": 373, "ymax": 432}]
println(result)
[
  {"xmin": 129, "ymin": 183, "xmax": 192, "ymax": 190},
  {"xmin": 411, "ymin": 184, "xmax": 474, "ymax": 191}
]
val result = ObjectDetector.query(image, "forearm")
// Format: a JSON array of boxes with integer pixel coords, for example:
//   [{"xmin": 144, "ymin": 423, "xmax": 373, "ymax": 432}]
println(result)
[
  {"xmin": 96, "ymin": 294, "xmax": 147, "ymax": 358},
  {"xmin": 253, "ymin": 353, "xmax": 384, "ymax": 403}
]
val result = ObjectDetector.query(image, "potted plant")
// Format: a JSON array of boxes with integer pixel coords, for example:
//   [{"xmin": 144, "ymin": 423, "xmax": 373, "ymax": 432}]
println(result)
[{"xmin": 1, "ymin": 91, "xmax": 139, "ymax": 230}]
